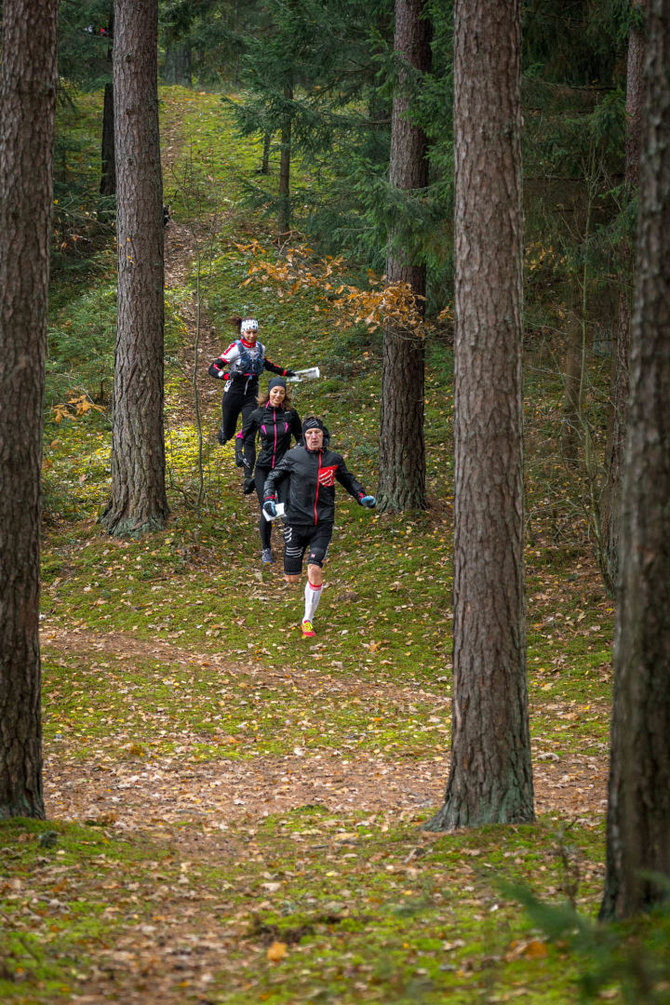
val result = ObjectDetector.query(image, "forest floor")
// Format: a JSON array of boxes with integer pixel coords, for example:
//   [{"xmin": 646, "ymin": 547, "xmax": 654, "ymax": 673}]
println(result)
[
  {"xmin": 41, "ymin": 624, "xmax": 609, "ymax": 836},
  {"xmin": 32, "ymin": 620, "xmax": 609, "ymax": 1004}
]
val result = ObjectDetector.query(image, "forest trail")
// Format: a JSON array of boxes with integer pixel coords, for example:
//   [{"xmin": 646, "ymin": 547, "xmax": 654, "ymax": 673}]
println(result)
[
  {"xmin": 41, "ymin": 623, "xmax": 607, "ymax": 847},
  {"xmin": 40, "ymin": 137, "xmax": 610, "ymax": 853}
]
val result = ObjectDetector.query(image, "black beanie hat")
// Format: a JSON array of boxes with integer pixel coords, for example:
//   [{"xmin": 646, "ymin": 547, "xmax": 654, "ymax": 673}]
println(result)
[
  {"xmin": 302, "ymin": 415, "xmax": 325, "ymax": 434},
  {"xmin": 301, "ymin": 416, "xmax": 330, "ymax": 448},
  {"xmin": 268, "ymin": 377, "xmax": 287, "ymax": 392}
]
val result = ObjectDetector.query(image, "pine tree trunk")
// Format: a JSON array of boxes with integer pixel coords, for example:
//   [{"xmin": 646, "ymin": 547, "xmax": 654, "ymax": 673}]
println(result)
[
  {"xmin": 561, "ymin": 312, "xmax": 583, "ymax": 464},
  {"xmin": 164, "ymin": 43, "xmax": 192, "ymax": 87},
  {"xmin": 100, "ymin": 81, "xmax": 116, "ymax": 197},
  {"xmin": 600, "ymin": 0, "xmax": 670, "ymax": 919},
  {"xmin": 261, "ymin": 130, "xmax": 271, "ymax": 175},
  {"xmin": 426, "ymin": 0, "xmax": 533, "ymax": 831},
  {"xmin": 599, "ymin": 1, "xmax": 645, "ymax": 592},
  {"xmin": 0, "ymin": 0, "xmax": 58, "ymax": 820},
  {"xmin": 377, "ymin": 0, "xmax": 431, "ymax": 513},
  {"xmin": 278, "ymin": 78, "xmax": 293, "ymax": 241},
  {"xmin": 101, "ymin": 0, "xmax": 168, "ymax": 537}
]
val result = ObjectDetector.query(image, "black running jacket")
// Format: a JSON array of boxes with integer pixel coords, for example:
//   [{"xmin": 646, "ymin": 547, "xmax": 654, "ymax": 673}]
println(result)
[
  {"xmin": 241, "ymin": 404, "xmax": 303, "ymax": 470},
  {"xmin": 263, "ymin": 444, "xmax": 367, "ymax": 526}
]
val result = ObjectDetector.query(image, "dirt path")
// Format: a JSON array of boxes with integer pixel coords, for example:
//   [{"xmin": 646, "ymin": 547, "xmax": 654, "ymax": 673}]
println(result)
[{"xmin": 41, "ymin": 625, "xmax": 607, "ymax": 842}]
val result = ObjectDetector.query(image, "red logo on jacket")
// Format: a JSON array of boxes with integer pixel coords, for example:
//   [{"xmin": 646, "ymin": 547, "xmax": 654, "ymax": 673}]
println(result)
[{"xmin": 318, "ymin": 465, "xmax": 337, "ymax": 487}]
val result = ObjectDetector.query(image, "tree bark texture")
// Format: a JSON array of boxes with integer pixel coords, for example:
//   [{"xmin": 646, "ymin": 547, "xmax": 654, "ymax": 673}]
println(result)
[
  {"xmin": 560, "ymin": 312, "xmax": 583, "ymax": 465},
  {"xmin": 600, "ymin": 0, "xmax": 670, "ymax": 919},
  {"xmin": 278, "ymin": 78, "xmax": 293, "ymax": 241},
  {"xmin": 378, "ymin": 0, "xmax": 431, "ymax": 513},
  {"xmin": 163, "ymin": 44, "xmax": 193, "ymax": 87},
  {"xmin": 426, "ymin": 0, "xmax": 534, "ymax": 830},
  {"xmin": 100, "ymin": 81, "xmax": 116, "ymax": 197},
  {"xmin": 101, "ymin": 0, "xmax": 168, "ymax": 537},
  {"xmin": 600, "ymin": 0, "xmax": 646, "ymax": 593},
  {"xmin": 0, "ymin": 0, "xmax": 58, "ymax": 819}
]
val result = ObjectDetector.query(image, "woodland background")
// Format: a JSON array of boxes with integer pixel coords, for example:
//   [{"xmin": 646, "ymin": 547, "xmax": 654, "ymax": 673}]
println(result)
[{"xmin": 1, "ymin": 1, "xmax": 669, "ymax": 1003}]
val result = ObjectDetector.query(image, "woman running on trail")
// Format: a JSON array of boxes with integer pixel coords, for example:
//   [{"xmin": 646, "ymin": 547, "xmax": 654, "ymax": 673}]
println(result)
[
  {"xmin": 262, "ymin": 416, "xmax": 376, "ymax": 637},
  {"xmin": 241, "ymin": 377, "xmax": 302, "ymax": 565},
  {"xmin": 209, "ymin": 316, "xmax": 295, "ymax": 492}
]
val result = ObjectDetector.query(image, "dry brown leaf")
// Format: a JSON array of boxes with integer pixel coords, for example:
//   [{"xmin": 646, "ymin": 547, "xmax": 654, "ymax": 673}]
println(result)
[{"xmin": 267, "ymin": 941, "xmax": 288, "ymax": 963}]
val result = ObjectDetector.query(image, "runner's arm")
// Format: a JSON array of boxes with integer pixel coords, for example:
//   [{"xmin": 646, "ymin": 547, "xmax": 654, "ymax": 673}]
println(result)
[
  {"xmin": 264, "ymin": 358, "xmax": 296, "ymax": 377},
  {"xmin": 263, "ymin": 452, "xmax": 292, "ymax": 500},
  {"xmin": 209, "ymin": 342, "xmax": 239, "ymax": 378},
  {"xmin": 334, "ymin": 455, "xmax": 367, "ymax": 503},
  {"xmin": 290, "ymin": 411, "xmax": 303, "ymax": 444},
  {"xmin": 241, "ymin": 409, "xmax": 260, "ymax": 450}
]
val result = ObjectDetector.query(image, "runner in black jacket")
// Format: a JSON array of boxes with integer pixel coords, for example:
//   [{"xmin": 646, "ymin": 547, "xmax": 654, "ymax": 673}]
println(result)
[
  {"xmin": 262, "ymin": 416, "xmax": 376, "ymax": 637},
  {"xmin": 241, "ymin": 377, "xmax": 302, "ymax": 565},
  {"xmin": 209, "ymin": 316, "xmax": 295, "ymax": 491}
]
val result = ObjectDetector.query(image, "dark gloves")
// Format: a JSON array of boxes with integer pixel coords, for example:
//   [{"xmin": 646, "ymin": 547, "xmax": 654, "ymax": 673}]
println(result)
[
  {"xmin": 263, "ymin": 499, "xmax": 277, "ymax": 518},
  {"xmin": 208, "ymin": 361, "xmax": 224, "ymax": 379},
  {"xmin": 285, "ymin": 369, "xmax": 297, "ymax": 378}
]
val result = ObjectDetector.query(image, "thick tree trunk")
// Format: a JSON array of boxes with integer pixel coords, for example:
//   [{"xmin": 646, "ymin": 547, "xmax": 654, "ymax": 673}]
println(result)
[
  {"xmin": 426, "ymin": 0, "xmax": 533, "ymax": 831},
  {"xmin": 377, "ymin": 0, "xmax": 431, "ymax": 513},
  {"xmin": 101, "ymin": 0, "xmax": 168, "ymax": 537},
  {"xmin": 600, "ymin": 0, "xmax": 670, "ymax": 919},
  {"xmin": 0, "ymin": 0, "xmax": 58, "ymax": 820},
  {"xmin": 599, "ymin": 0, "xmax": 645, "ymax": 593}
]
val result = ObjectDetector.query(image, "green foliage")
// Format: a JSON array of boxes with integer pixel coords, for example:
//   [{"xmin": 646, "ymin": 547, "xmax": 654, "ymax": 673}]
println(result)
[
  {"xmin": 46, "ymin": 284, "xmax": 117, "ymax": 412},
  {"xmin": 522, "ymin": 0, "xmax": 629, "ymax": 85},
  {"xmin": 508, "ymin": 883, "xmax": 670, "ymax": 1003},
  {"xmin": 58, "ymin": 0, "xmax": 113, "ymax": 92},
  {"xmin": 51, "ymin": 88, "xmax": 116, "ymax": 290},
  {"xmin": 158, "ymin": 0, "xmax": 268, "ymax": 88}
]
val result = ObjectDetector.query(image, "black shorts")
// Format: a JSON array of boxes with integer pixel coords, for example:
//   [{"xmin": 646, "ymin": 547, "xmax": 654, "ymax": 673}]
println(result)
[{"xmin": 283, "ymin": 523, "xmax": 332, "ymax": 575}]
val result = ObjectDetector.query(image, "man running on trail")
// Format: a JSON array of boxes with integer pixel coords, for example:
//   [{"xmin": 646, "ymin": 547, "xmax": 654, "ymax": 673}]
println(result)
[
  {"xmin": 209, "ymin": 316, "xmax": 295, "ymax": 492},
  {"xmin": 262, "ymin": 416, "xmax": 376, "ymax": 637}
]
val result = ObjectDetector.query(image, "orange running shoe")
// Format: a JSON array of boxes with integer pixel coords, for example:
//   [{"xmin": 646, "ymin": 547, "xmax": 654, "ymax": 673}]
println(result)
[{"xmin": 301, "ymin": 620, "xmax": 316, "ymax": 637}]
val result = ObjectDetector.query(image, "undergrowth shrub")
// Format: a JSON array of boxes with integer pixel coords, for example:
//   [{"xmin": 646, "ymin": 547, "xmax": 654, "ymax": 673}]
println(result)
[{"xmin": 511, "ymin": 884, "xmax": 670, "ymax": 1004}]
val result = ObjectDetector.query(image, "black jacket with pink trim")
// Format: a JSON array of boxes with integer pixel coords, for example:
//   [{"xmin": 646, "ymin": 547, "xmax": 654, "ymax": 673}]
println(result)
[
  {"xmin": 241, "ymin": 405, "xmax": 303, "ymax": 470},
  {"xmin": 263, "ymin": 444, "xmax": 367, "ymax": 526}
]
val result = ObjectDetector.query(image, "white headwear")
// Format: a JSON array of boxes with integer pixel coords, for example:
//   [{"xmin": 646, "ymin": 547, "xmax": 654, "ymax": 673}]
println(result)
[{"xmin": 240, "ymin": 318, "xmax": 258, "ymax": 334}]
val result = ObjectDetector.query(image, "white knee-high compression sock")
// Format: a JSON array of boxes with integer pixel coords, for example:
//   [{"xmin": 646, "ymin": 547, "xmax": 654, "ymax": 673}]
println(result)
[{"xmin": 303, "ymin": 581, "xmax": 322, "ymax": 622}]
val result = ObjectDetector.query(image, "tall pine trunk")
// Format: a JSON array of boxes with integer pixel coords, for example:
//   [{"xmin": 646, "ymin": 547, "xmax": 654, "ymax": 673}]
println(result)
[
  {"xmin": 0, "ymin": 0, "xmax": 58, "ymax": 820},
  {"xmin": 377, "ymin": 0, "xmax": 431, "ymax": 513},
  {"xmin": 426, "ymin": 0, "xmax": 533, "ymax": 831},
  {"xmin": 278, "ymin": 77, "xmax": 293, "ymax": 242},
  {"xmin": 599, "ymin": 0, "xmax": 645, "ymax": 593},
  {"xmin": 101, "ymin": 0, "xmax": 168, "ymax": 537},
  {"xmin": 600, "ymin": 0, "xmax": 670, "ymax": 919},
  {"xmin": 100, "ymin": 81, "xmax": 116, "ymax": 197}
]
